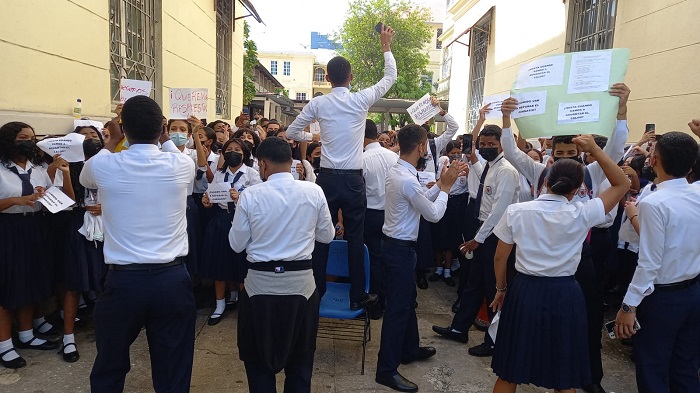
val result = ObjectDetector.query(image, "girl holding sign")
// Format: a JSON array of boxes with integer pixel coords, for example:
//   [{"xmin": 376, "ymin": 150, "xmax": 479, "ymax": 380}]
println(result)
[{"xmin": 200, "ymin": 138, "xmax": 261, "ymax": 326}]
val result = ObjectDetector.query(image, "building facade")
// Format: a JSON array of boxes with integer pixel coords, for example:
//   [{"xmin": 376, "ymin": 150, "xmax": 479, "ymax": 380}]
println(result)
[
  {"xmin": 438, "ymin": 0, "xmax": 700, "ymax": 140},
  {"xmin": 249, "ymin": 62, "xmax": 298, "ymax": 125},
  {"xmin": 0, "ymin": 0, "xmax": 261, "ymax": 135},
  {"xmin": 256, "ymin": 52, "xmax": 316, "ymax": 103}
]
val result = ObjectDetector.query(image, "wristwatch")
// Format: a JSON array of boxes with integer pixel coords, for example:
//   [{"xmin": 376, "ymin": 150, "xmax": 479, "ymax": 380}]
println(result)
[{"xmin": 621, "ymin": 303, "xmax": 636, "ymax": 313}]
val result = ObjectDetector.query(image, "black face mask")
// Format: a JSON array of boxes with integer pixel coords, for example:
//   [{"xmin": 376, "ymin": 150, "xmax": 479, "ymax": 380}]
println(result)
[
  {"xmin": 83, "ymin": 139, "xmax": 104, "ymax": 159},
  {"xmin": 479, "ymin": 147, "xmax": 499, "ymax": 162},
  {"xmin": 641, "ymin": 166, "xmax": 656, "ymax": 182},
  {"xmin": 15, "ymin": 140, "xmax": 38, "ymax": 160},
  {"xmin": 212, "ymin": 142, "xmax": 223, "ymax": 153},
  {"xmin": 553, "ymin": 155, "xmax": 584, "ymax": 164},
  {"xmin": 311, "ymin": 157, "xmax": 321, "ymax": 170},
  {"xmin": 224, "ymin": 151, "xmax": 243, "ymax": 168},
  {"xmin": 416, "ymin": 157, "xmax": 427, "ymax": 171}
]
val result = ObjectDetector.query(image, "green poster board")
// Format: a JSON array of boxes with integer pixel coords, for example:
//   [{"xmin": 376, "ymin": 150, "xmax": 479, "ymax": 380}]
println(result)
[{"xmin": 512, "ymin": 48, "xmax": 629, "ymax": 139}]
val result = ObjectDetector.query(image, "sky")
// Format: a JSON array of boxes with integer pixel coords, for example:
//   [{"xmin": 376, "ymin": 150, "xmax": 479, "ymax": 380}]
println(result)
[{"xmin": 248, "ymin": 0, "xmax": 445, "ymax": 62}]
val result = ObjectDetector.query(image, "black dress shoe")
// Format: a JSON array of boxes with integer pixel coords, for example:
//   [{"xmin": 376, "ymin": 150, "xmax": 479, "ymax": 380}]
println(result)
[
  {"xmin": 369, "ymin": 305, "xmax": 384, "ymax": 320},
  {"xmin": 0, "ymin": 349, "xmax": 26, "ymax": 369},
  {"xmin": 207, "ymin": 312, "xmax": 224, "ymax": 326},
  {"xmin": 34, "ymin": 322, "xmax": 61, "ymax": 338},
  {"xmin": 60, "ymin": 343, "xmax": 80, "ymax": 363},
  {"xmin": 468, "ymin": 342, "xmax": 494, "ymax": 357},
  {"xmin": 16, "ymin": 337, "xmax": 59, "ymax": 350},
  {"xmin": 443, "ymin": 276, "xmax": 455, "ymax": 287},
  {"xmin": 416, "ymin": 273, "xmax": 428, "ymax": 289},
  {"xmin": 428, "ymin": 272, "xmax": 441, "ymax": 282},
  {"xmin": 432, "ymin": 325, "xmax": 469, "ymax": 343},
  {"xmin": 401, "ymin": 346, "xmax": 436, "ymax": 364},
  {"xmin": 451, "ymin": 299, "xmax": 461, "ymax": 313},
  {"xmin": 350, "ymin": 293, "xmax": 378, "ymax": 311},
  {"xmin": 375, "ymin": 372, "xmax": 418, "ymax": 392},
  {"xmin": 582, "ymin": 383, "xmax": 607, "ymax": 393}
]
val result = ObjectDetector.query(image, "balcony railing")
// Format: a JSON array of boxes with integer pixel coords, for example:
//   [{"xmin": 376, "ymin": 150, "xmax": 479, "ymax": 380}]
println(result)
[{"xmin": 313, "ymin": 80, "xmax": 331, "ymax": 87}]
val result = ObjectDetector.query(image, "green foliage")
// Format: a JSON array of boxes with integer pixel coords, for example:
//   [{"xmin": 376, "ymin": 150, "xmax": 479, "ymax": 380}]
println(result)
[
  {"xmin": 243, "ymin": 21, "xmax": 258, "ymax": 105},
  {"xmin": 336, "ymin": 0, "xmax": 432, "ymax": 101}
]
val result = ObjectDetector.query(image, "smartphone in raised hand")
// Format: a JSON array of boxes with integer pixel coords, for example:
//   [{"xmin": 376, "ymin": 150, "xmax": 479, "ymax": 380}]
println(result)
[{"xmin": 374, "ymin": 22, "xmax": 384, "ymax": 34}]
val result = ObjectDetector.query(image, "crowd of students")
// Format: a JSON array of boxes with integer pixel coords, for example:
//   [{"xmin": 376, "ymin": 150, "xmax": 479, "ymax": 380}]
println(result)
[{"xmin": 1, "ymin": 22, "xmax": 699, "ymax": 393}]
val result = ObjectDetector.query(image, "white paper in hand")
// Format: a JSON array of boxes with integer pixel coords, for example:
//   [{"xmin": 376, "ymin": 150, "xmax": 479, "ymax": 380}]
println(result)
[
  {"xmin": 206, "ymin": 183, "xmax": 233, "ymax": 203},
  {"xmin": 120, "ymin": 79, "xmax": 152, "ymax": 104},
  {"xmin": 482, "ymin": 93, "xmax": 510, "ymax": 119},
  {"xmin": 417, "ymin": 171, "xmax": 436, "ymax": 191},
  {"xmin": 511, "ymin": 90, "xmax": 548, "ymax": 119},
  {"xmin": 488, "ymin": 311, "xmax": 501, "ymax": 344},
  {"xmin": 291, "ymin": 160, "xmax": 301, "ymax": 180},
  {"xmin": 407, "ymin": 94, "xmax": 440, "ymax": 125},
  {"xmin": 38, "ymin": 187, "xmax": 75, "ymax": 213},
  {"xmin": 37, "ymin": 133, "xmax": 86, "ymax": 162}
]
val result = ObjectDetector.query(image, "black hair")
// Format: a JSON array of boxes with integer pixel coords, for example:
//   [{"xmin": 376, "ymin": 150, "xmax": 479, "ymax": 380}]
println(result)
[
  {"xmin": 0, "ymin": 121, "xmax": 35, "ymax": 163},
  {"xmin": 444, "ymin": 140, "xmax": 461, "ymax": 155},
  {"xmin": 306, "ymin": 142, "xmax": 321, "ymax": 161},
  {"xmin": 233, "ymin": 128, "xmax": 261, "ymax": 156},
  {"xmin": 121, "ymin": 96, "xmax": 163, "ymax": 143},
  {"xmin": 479, "ymin": 124, "xmax": 502, "ymax": 140},
  {"xmin": 265, "ymin": 119, "xmax": 280, "ymax": 128},
  {"xmin": 200, "ymin": 126, "xmax": 216, "ymax": 144},
  {"xmin": 551, "ymin": 135, "xmax": 578, "ymax": 152},
  {"xmin": 257, "ymin": 136, "xmax": 292, "ymax": 164},
  {"xmin": 207, "ymin": 120, "xmax": 226, "ymax": 130},
  {"xmin": 365, "ymin": 119, "xmax": 378, "ymax": 140},
  {"xmin": 525, "ymin": 141, "xmax": 533, "ymax": 149},
  {"xmin": 547, "ymin": 158, "xmax": 585, "ymax": 195},
  {"xmin": 421, "ymin": 124, "xmax": 431, "ymax": 134},
  {"xmin": 654, "ymin": 131, "xmax": 699, "ymax": 178},
  {"xmin": 688, "ymin": 150, "xmax": 700, "ymax": 183},
  {"xmin": 525, "ymin": 148, "xmax": 543, "ymax": 163},
  {"xmin": 397, "ymin": 124, "xmax": 427, "ymax": 153},
  {"xmin": 327, "ymin": 56, "xmax": 352, "ymax": 86},
  {"xmin": 628, "ymin": 155, "xmax": 646, "ymax": 175},
  {"xmin": 167, "ymin": 119, "xmax": 192, "ymax": 133},
  {"xmin": 73, "ymin": 126, "xmax": 105, "ymax": 146},
  {"xmin": 219, "ymin": 138, "xmax": 252, "ymax": 172},
  {"xmin": 593, "ymin": 135, "xmax": 608, "ymax": 150}
]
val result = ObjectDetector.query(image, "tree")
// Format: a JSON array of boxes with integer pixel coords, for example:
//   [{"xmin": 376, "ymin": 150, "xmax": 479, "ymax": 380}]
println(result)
[
  {"xmin": 336, "ymin": 0, "xmax": 433, "ymax": 125},
  {"xmin": 243, "ymin": 21, "xmax": 258, "ymax": 105}
]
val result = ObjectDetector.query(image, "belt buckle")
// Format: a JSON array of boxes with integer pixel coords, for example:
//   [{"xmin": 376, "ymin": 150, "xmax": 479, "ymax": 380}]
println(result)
[{"xmin": 274, "ymin": 266, "xmax": 285, "ymax": 274}]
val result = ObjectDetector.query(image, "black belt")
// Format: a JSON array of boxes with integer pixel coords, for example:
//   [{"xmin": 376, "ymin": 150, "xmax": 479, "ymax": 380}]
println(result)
[
  {"xmin": 449, "ymin": 192, "xmax": 468, "ymax": 199},
  {"xmin": 655, "ymin": 275, "xmax": 700, "ymax": 292},
  {"xmin": 382, "ymin": 234, "xmax": 416, "ymax": 247},
  {"xmin": 591, "ymin": 227, "xmax": 609, "ymax": 233},
  {"xmin": 319, "ymin": 167, "xmax": 362, "ymax": 175},
  {"xmin": 248, "ymin": 259, "xmax": 312, "ymax": 273},
  {"xmin": 108, "ymin": 257, "xmax": 185, "ymax": 271}
]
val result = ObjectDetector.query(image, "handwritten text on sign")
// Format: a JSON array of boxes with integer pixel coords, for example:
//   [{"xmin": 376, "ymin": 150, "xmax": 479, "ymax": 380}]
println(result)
[
  {"xmin": 206, "ymin": 183, "xmax": 233, "ymax": 203},
  {"xmin": 169, "ymin": 88, "xmax": 208, "ymax": 119},
  {"xmin": 120, "ymin": 79, "xmax": 152, "ymax": 104},
  {"xmin": 38, "ymin": 187, "xmax": 75, "ymax": 214},
  {"xmin": 406, "ymin": 94, "xmax": 440, "ymax": 125},
  {"xmin": 557, "ymin": 101, "xmax": 600, "ymax": 124}
]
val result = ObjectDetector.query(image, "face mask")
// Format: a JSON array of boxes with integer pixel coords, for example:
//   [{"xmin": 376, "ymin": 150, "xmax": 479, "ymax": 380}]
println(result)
[
  {"xmin": 479, "ymin": 147, "xmax": 499, "ymax": 162},
  {"xmin": 553, "ymin": 155, "xmax": 584, "ymax": 165},
  {"xmin": 212, "ymin": 142, "xmax": 223, "ymax": 153},
  {"xmin": 224, "ymin": 151, "xmax": 243, "ymax": 168},
  {"xmin": 311, "ymin": 157, "xmax": 321, "ymax": 170},
  {"xmin": 83, "ymin": 139, "xmax": 104, "ymax": 159},
  {"xmin": 170, "ymin": 132, "xmax": 188, "ymax": 147},
  {"xmin": 641, "ymin": 166, "xmax": 656, "ymax": 182},
  {"xmin": 448, "ymin": 154, "xmax": 461, "ymax": 162},
  {"xmin": 544, "ymin": 149, "xmax": 552, "ymax": 156},
  {"xmin": 15, "ymin": 140, "xmax": 38, "ymax": 160}
]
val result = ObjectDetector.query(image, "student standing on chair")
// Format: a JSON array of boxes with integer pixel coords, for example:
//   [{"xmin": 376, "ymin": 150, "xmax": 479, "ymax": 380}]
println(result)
[
  {"xmin": 81, "ymin": 96, "xmax": 196, "ymax": 393},
  {"xmin": 376, "ymin": 124, "xmax": 467, "ymax": 392},
  {"xmin": 287, "ymin": 24, "xmax": 397, "ymax": 310},
  {"xmin": 230, "ymin": 137, "xmax": 334, "ymax": 393},
  {"xmin": 614, "ymin": 131, "xmax": 700, "ymax": 393}
]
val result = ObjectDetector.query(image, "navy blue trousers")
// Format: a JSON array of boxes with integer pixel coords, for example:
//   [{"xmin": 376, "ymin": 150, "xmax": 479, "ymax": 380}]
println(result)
[
  {"xmin": 313, "ymin": 172, "xmax": 367, "ymax": 303},
  {"xmin": 90, "ymin": 263, "xmax": 196, "ymax": 393},
  {"xmin": 364, "ymin": 208, "xmax": 385, "ymax": 304},
  {"xmin": 377, "ymin": 241, "xmax": 420, "ymax": 377},
  {"xmin": 633, "ymin": 281, "xmax": 700, "ymax": 393}
]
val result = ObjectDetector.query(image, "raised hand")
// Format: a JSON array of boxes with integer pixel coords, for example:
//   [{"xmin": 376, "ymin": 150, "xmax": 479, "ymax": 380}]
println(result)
[
  {"xmin": 572, "ymin": 134, "xmax": 600, "ymax": 154},
  {"xmin": 609, "ymin": 83, "xmax": 630, "ymax": 117},
  {"xmin": 380, "ymin": 24, "xmax": 395, "ymax": 52},
  {"xmin": 500, "ymin": 98, "xmax": 518, "ymax": 118},
  {"xmin": 688, "ymin": 119, "xmax": 700, "ymax": 138},
  {"xmin": 479, "ymin": 103, "xmax": 492, "ymax": 122}
]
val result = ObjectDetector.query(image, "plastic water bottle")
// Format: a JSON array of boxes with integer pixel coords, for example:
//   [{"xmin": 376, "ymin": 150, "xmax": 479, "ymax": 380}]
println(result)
[{"xmin": 73, "ymin": 98, "xmax": 82, "ymax": 118}]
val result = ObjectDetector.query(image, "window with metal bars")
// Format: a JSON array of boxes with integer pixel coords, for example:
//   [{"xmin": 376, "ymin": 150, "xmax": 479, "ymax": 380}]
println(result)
[
  {"xmin": 467, "ymin": 21, "xmax": 491, "ymax": 132},
  {"xmin": 436, "ymin": 28, "xmax": 443, "ymax": 49},
  {"xmin": 296, "ymin": 92, "xmax": 307, "ymax": 101},
  {"xmin": 567, "ymin": 0, "xmax": 618, "ymax": 52},
  {"xmin": 283, "ymin": 61, "xmax": 291, "ymax": 76},
  {"xmin": 216, "ymin": 0, "xmax": 233, "ymax": 119},
  {"xmin": 109, "ymin": 0, "xmax": 158, "ymax": 104},
  {"xmin": 271, "ymin": 61, "xmax": 278, "ymax": 75},
  {"xmin": 314, "ymin": 68, "xmax": 326, "ymax": 82}
]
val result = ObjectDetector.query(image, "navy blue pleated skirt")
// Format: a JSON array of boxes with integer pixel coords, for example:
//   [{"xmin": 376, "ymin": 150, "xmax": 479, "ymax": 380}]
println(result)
[
  {"xmin": 431, "ymin": 192, "xmax": 468, "ymax": 251},
  {"xmin": 185, "ymin": 195, "xmax": 200, "ymax": 276},
  {"xmin": 199, "ymin": 206, "xmax": 247, "ymax": 282},
  {"xmin": 491, "ymin": 273, "xmax": 591, "ymax": 390},
  {"xmin": 0, "ymin": 213, "xmax": 54, "ymax": 309},
  {"xmin": 63, "ymin": 208, "xmax": 106, "ymax": 292}
]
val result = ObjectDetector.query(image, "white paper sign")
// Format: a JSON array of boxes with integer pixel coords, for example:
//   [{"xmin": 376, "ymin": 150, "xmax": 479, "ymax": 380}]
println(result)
[
  {"xmin": 169, "ymin": 88, "xmax": 209, "ymax": 119},
  {"xmin": 417, "ymin": 171, "xmax": 436, "ymax": 190},
  {"xmin": 291, "ymin": 159, "xmax": 301, "ymax": 180},
  {"xmin": 482, "ymin": 93, "xmax": 510, "ymax": 119},
  {"xmin": 37, "ymin": 133, "xmax": 86, "ymax": 162},
  {"xmin": 515, "ymin": 55, "xmax": 566, "ymax": 89},
  {"xmin": 120, "ymin": 79, "xmax": 152, "ymax": 104},
  {"xmin": 511, "ymin": 90, "xmax": 548, "ymax": 119},
  {"xmin": 309, "ymin": 121, "xmax": 321, "ymax": 134},
  {"xmin": 206, "ymin": 182, "xmax": 232, "ymax": 203},
  {"xmin": 557, "ymin": 101, "xmax": 600, "ymax": 124},
  {"xmin": 38, "ymin": 187, "xmax": 75, "ymax": 213},
  {"xmin": 567, "ymin": 51, "xmax": 612, "ymax": 94},
  {"xmin": 407, "ymin": 94, "xmax": 440, "ymax": 125}
]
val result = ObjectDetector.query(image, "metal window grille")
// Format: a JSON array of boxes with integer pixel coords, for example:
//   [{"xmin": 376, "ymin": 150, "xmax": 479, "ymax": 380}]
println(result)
[
  {"xmin": 567, "ymin": 0, "xmax": 618, "ymax": 52},
  {"xmin": 436, "ymin": 28, "xmax": 443, "ymax": 49},
  {"xmin": 109, "ymin": 0, "xmax": 158, "ymax": 103},
  {"xmin": 216, "ymin": 0, "xmax": 232, "ymax": 119},
  {"xmin": 283, "ymin": 61, "xmax": 291, "ymax": 76},
  {"xmin": 296, "ymin": 92, "xmax": 306, "ymax": 101},
  {"xmin": 440, "ymin": 45, "xmax": 452, "ymax": 81},
  {"xmin": 314, "ymin": 68, "xmax": 326, "ymax": 82},
  {"xmin": 467, "ymin": 21, "xmax": 491, "ymax": 132},
  {"xmin": 270, "ymin": 61, "xmax": 278, "ymax": 75}
]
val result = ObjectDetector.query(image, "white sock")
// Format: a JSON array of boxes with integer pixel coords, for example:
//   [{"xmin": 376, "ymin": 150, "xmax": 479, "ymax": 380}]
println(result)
[
  {"xmin": 228, "ymin": 290, "xmax": 239, "ymax": 303},
  {"xmin": 63, "ymin": 334, "xmax": 76, "ymax": 354},
  {"xmin": 33, "ymin": 317, "xmax": 54, "ymax": 333},
  {"xmin": 60, "ymin": 310, "xmax": 65, "ymax": 320},
  {"xmin": 213, "ymin": 299, "xmax": 226, "ymax": 317},
  {"xmin": 18, "ymin": 329, "xmax": 46, "ymax": 345},
  {"xmin": 450, "ymin": 328, "xmax": 462, "ymax": 334},
  {"xmin": 436, "ymin": 267, "xmax": 444, "ymax": 275},
  {"xmin": 444, "ymin": 268, "xmax": 452, "ymax": 278},
  {"xmin": 0, "ymin": 338, "xmax": 19, "ymax": 361}
]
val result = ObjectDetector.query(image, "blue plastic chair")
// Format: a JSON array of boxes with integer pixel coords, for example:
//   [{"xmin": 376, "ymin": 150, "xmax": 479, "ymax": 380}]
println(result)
[{"xmin": 318, "ymin": 240, "xmax": 371, "ymax": 374}]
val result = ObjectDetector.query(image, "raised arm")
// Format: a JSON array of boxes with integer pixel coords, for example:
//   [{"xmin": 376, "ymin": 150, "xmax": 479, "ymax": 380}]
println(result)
[
  {"xmin": 287, "ymin": 102, "xmax": 318, "ymax": 143},
  {"xmin": 500, "ymin": 98, "xmax": 546, "ymax": 184},
  {"xmin": 409, "ymin": 161, "xmax": 464, "ymax": 222},
  {"xmin": 357, "ymin": 25, "xmax": 397, "ymax": 107},
  {"xmin": 432, "ymin": 98, "xmax": 459, "ymax": 153}
]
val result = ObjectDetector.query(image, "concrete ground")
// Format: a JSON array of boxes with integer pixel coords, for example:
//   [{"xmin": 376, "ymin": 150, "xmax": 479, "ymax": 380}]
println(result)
[{"xmin": 0, "ymin": 279, "xmax": 638, "ymax": 392}]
